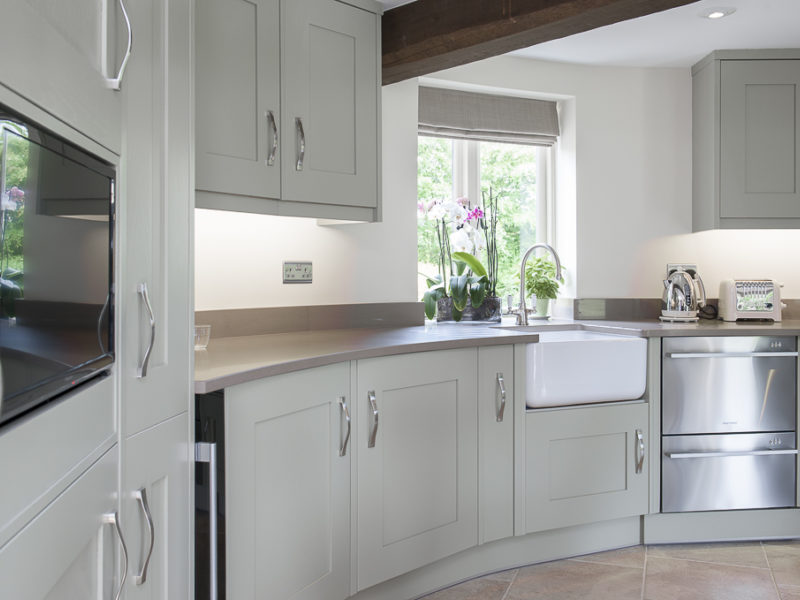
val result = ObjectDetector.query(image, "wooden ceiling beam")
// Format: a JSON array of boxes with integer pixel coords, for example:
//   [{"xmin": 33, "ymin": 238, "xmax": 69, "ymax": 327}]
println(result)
[{"xmin": 382, "ymin": 0, "xmax": 697, "ymax": 85}]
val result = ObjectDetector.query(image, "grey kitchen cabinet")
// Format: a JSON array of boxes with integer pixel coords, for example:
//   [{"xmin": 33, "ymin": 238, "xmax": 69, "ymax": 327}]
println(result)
[
  {"xmin": 0, "ymin": 0, "xmax": 124, "ymax": 154},
  {"xmin": 225, "ymin": 363, "xmax": 352, "ymax": 600},
  {"xmin": 478, "ymin": 345, "xmax": 515, "ymax": 544},
  {"xmin": 195, "ymin": 0, "xmax": 381, "ymax": 222},
  {"xmin": 0, "ymin": 445, "xmax": 123, "ymax": 600},
  {"xmin": 692, "ymin": 50, "xmax": 800, "ymax": 230},
  {"xmin": 122, "ymin": 413, "xmax": 192, "ymax": 600},
  {"xmin": 523, "ymin": 402, "xmax": 649, "ymax": 534},
  {"xmin": 117, "ymin": 0, "xmax": 194, "ymax": 597},
  {"xmin": 356, "ymin": 349, "xmax": 479, "ymax": 591},
  {"xmin": 119, "ymin": 0, "xmax": 193, "ymax": 438}
]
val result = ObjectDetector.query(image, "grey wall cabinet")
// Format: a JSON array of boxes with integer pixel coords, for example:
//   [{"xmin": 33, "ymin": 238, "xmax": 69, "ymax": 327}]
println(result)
[
  {"xmin": 356, "ymin": 349, "xmax": 479, "ymax": 591},
  {"xmin": 195, "ymin": 0, "xmax": 381, "ymax": 222},
  {"xmin": 523, "ymin": 402, "xmax": 649, "ymax": 534},
  {"xmin": 693, "ymin": 50, "xmax": 800, "ymax": 230},
  {"xmin": 0, "ymin": 0, "xmax": 124, "ymax": 154},
  {"xmin": 225, "ymin": 363, "xmax": 352, "ymax": 600}
]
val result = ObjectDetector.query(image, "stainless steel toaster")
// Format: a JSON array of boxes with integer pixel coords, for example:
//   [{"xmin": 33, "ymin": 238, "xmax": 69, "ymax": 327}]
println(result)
[{"xmin": 718, "ymin": 279, "xmax": 783, "ymax": 322}]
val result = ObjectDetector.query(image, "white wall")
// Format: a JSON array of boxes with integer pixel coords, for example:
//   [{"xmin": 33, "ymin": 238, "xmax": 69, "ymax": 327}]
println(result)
[
  {"xmin": 430, "ymin": 55, "xmax": 800, "ymax": 300},
  {"xmin": 195, "ymin": 80, "xmax": 419, "ymax": 310}
]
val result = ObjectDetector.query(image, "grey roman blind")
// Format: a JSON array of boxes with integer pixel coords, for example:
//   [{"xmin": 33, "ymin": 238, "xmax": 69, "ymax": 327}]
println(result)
[{"xmin": 418, "ymin": 86, "xmax": 560, "ymax": 146}]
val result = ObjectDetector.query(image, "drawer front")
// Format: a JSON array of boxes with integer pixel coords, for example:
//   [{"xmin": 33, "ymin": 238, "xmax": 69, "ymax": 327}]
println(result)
[
  {"xmin": 662, "ymin": 337, "xmax": 797, "ymax": 434},
  {"xmin": 662, "ymin": 433, "xmax": 797, "ymax": 512}
]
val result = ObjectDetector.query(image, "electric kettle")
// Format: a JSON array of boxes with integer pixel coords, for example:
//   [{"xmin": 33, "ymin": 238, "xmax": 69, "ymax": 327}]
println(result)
[{"xmin": 661, "ymin": 267, "xmax": 706, "ymax": 321}]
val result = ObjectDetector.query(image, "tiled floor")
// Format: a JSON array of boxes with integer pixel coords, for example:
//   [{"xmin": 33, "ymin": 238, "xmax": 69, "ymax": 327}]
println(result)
[{"xmin": 418, "ymin": 541, "xmax": 800, "ymax": 600}]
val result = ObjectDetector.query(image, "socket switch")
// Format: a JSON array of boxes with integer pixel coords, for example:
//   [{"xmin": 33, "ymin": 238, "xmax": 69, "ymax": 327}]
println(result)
[{"xmin": 283, "ymin": 261, "xmax": 313, "ymax": 284}]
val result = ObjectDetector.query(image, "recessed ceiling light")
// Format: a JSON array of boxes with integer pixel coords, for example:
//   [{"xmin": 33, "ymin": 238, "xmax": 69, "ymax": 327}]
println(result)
[{"xmin": 700, "ymin": 7, "xmax": 736, "ymax": 19}]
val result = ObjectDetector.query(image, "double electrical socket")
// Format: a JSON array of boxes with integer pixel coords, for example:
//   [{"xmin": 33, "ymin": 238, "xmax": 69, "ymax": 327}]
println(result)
[{"xmin": 283, "ymin": 261, "xmax": 312, "ymax": 284}]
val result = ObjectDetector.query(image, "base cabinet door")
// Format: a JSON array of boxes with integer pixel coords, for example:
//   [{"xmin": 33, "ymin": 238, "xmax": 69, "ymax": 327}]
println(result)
[
  {"xmin": 356, "ymin": 349, "xmax": 478, "ymax": 591},
  {"xmin": 0, "ymin": 445, "xmax": 121, "ymax": 599},
  {"xmin": 122, "ymin": 413, "xmax": 191, "ymax": 600},
  {"xmin": 524, "ymin": 402, "xmax": 649, "ymax": 534},
  {"xmin": 478, "ymin": 345, "xmax": 514, "ymax": 544},
  {"xmin": 225, "ymin": 363, "xmax": 351, "ymax": 600}
]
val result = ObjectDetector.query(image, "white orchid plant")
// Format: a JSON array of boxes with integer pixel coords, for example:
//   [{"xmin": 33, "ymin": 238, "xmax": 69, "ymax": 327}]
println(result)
[{"xmin": 419, "ymin": 190, "xmax": 500, "ymax": 321}]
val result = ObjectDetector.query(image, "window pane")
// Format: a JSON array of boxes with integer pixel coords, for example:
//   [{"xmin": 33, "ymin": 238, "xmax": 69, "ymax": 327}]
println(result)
[
  {"xmin": 479, "ymin": 141, "xmax": 538, "ymax": 298},
  {"xmin": 417, "ymin": 136, "xmax": 453, "ymax": 299}
]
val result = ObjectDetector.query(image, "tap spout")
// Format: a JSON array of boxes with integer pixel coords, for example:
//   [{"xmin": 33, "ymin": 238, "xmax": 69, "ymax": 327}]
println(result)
[{"xmin": 518, "ymin": 243, "xmax": 563, "ymax": 326}]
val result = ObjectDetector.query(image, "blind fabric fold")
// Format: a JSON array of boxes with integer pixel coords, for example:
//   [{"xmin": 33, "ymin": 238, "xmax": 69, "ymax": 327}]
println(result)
[{"xmin": 418, "ymin": 86, "xmax": 560, "ymax": 147}]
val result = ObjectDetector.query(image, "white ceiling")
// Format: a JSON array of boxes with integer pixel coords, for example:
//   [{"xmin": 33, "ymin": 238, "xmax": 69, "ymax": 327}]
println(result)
[{"xmin": 376, "ymin": 0, "xmax": 800, "ymax": 68}]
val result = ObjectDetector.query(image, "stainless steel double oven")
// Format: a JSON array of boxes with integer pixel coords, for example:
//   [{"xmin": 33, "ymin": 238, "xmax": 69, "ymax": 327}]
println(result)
[{"xmin": 661, "ymin": 336, "xmax": 798, "ymax": 513}]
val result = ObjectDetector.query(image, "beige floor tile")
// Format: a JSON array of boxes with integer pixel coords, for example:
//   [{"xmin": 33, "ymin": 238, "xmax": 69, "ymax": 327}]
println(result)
[
  {"xmin": 779, "ymin": 586, "xmax": 800, "ymax": 600},
  {"xmin": 569, "ymin": 545, "xmax": 646, "ymax": 569},
  {"xmin": 481, "ymin": 568, "xmax": 518, "ymax": 583},
  {"xmin": 419, "ymin": 577, "xmax": 510, "ymax": 600},
  {"xmin": 646, "ymin": 542, "xmax": 769, "ymax": 569},
  {"xmin": 505, "ymin": 559, "xmax": 643, "ymax": 600},
  {"xmin": 644, "ymin": 556, "xmax": 779, "ymax": 600},
  {"xmin": 765, "ymin": 541, "xmax": 800, "ymax": 587}
]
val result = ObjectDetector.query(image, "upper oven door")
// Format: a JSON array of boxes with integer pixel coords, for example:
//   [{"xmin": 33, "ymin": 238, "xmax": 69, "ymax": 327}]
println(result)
[{"xmin": 662, "ymin": 336, "xmax": 797, "ymax": 435}]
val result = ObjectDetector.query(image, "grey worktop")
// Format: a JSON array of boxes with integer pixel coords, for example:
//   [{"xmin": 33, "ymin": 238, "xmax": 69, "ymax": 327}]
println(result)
[{"xmin": 194, "ymin": 318, "xmax": 800, "ymax": 394}]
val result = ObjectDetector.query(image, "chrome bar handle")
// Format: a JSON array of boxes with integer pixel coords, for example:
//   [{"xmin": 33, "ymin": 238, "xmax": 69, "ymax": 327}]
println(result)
[
  {"xmin": 136, "ymin": 283, "xmax": 156, "ymax": 378},
  {"xmin": 103, "ymin": 512, "xmax": 129, "ymax": 600},
  {"xmin": 295, "ymin": 117, "xmax": 305, "ymax": 171},
  {"xmin": 195, "ymin": 442, "xmax": 218, "ymax": 600},
  {"xmin": 635, "ymin": 429, "xmax": 645, "ymax": 474},
  {"xmin": 106, "ymin": 0, "xmax": 132, "ymax": 90},
  {"xmin": 667, "ymin": 449, "xmax": 799, "ymax": 459},
  {"xmin": 133, "ymin": 488, "xmax": 155, "ymax": 585},
  {"xmin": 367, "ymin": 391, "xmax": 379, "ymax": 448},
  {"xmin": 266, "ymin": 111, "xmax": 278, "ymax": 166},
  {"xmin": 496, "ymin": 373, "xmax": 506, "ymax": 422},
  {"xmin": 666, "ymin": 351, "xmax": 799, "ymax": 359},
  {"xmin": 338, "ymin": 396, "xmax": 351, "ymax": 457}
]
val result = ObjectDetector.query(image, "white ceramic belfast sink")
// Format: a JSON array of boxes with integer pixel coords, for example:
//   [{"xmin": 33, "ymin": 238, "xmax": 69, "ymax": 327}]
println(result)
[{"xmin": 526, "ymin": 330, "xmax": 647, "ymax": 408}]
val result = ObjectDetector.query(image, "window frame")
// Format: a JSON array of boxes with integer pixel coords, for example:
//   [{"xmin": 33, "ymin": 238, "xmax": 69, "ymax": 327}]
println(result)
[{"xmin": 449, "ymin": 138, "xmax": 553, "ymax": 245}]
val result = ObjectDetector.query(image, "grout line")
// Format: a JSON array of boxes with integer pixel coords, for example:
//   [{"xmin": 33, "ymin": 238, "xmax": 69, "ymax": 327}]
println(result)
[
  {"xmin": 568, "ymin": 558, "xmax": 645, "ymax": 570},
  {"xmin": 644, "ymin": 553, "xmax": 771, "ymax": 571},
  {"xmin": 500, "ymin": 568, "xmax": 519, "ymax": 600},
  {"xmin": 762, "ymin": 541, "xmax": 784, "ymax": 600},
  {"xmin": 641, "ymin": 545, "xmax": 648, "ymax": 600}
]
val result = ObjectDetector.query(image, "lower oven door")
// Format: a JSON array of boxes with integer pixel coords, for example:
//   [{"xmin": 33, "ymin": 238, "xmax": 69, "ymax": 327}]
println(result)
[{"xmin": 662, "ymin": 432, "xmax": 797, "ymax": 513}]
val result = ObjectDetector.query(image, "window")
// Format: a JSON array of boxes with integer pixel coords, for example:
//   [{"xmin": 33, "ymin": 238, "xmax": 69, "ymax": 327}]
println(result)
[{"xmin": 417, "ymin": 136, "xmax": 551, "ymax": 300}]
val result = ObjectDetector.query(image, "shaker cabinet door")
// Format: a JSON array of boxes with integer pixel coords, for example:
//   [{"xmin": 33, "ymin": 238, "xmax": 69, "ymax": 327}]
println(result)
[
  {"xmin": 0, "ymin": 446, "xmax": 120, "ymax": 600},
  {"xmin": 0, "ymin": 0, "xmax": 122, "ymax": 153},
  {"xmin": 195, "ymin": 0, "xmax": 281, "ymax": 201},
  {"xmin": 720, "ymin": 59, "xmax": 800, "ymax": 220},
  {"xmin": 524, "ymin": 402, "xmax": 649, "ymax": 534},
  {"xmin": 281, "ymin": 0, "xmax": 378, "ymax": 209},
  {"xmin": 119, "ymin": 0, "xmax": 193, "ymax": 436},
  {"xmin": 225, "ymin": 363, "xmax": 352, "ymax": 600},
  {"xmin": 356, "ymin": 349, "xmax": 478, "ymax": 591}
]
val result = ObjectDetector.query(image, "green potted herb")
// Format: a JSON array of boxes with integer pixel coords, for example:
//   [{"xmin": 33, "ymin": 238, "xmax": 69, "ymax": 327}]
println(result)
[{"xmin": 523, "ymin": 256, "xmax": 563, "ymax": 317}]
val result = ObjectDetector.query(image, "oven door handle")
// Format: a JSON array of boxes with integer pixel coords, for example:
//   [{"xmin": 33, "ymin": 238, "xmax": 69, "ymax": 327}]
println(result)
[
  {"xmin": 666, "ymin": 449, "xmax": 799, "ymax": 459},
  {"xmin": 665, "ymin": 351, "xmax": 798, "ymax": 359}
]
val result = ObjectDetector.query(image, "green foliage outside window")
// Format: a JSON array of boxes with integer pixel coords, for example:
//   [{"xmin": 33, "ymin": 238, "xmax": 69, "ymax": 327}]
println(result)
[{"xmin": 417, "ymin": 136, "xmax": 538, "ymax": 300}]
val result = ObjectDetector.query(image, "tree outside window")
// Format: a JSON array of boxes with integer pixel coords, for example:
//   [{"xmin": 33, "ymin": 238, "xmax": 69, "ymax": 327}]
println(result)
[{"xmin": 417, "ymin": 136, "xmax": 547, "ymax": 302}]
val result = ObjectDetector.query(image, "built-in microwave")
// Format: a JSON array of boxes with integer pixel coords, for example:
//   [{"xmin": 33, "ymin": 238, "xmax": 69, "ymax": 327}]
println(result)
[{"xmin": 0, "ymin": 103, "xmax": 115, "ymax": 427}]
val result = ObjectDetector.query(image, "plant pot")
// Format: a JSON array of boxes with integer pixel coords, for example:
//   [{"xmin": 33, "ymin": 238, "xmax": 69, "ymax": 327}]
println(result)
[
  {"xmin": 534, "ymin": 297, "xmax": 550, "ymax": 317},
  {"xmin": 437, "ymin": 296, "xmax": 502, "ymax": 323}
]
